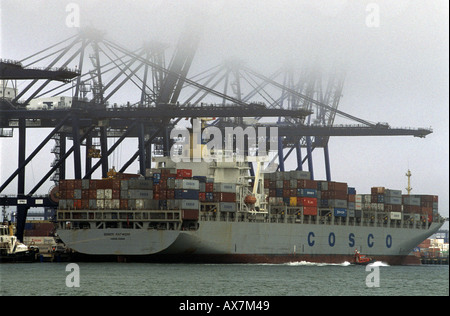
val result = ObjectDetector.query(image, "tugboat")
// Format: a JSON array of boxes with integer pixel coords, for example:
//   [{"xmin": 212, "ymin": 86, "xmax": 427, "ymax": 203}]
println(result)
[
  {"xmin": 353, "ymin": 249, "xmax": 375, "ymax": 265},
  {"xmin": 0, "ymin": 223, "xmax": 39, "ymax": 263}
]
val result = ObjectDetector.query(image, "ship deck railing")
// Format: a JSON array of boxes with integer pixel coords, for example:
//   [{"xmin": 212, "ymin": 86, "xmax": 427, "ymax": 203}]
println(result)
[{"xmin": 56, "ymin": 207, "xmax": 443, "ymax": 231}]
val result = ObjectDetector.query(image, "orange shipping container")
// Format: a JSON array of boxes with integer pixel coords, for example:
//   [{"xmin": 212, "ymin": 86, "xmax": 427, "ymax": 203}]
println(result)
[{"xmin": 303, "ymin": 206, "xmax": 317, "ymax": 216}]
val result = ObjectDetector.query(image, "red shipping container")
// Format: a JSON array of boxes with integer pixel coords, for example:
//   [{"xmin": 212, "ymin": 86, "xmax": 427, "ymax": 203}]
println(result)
[
  {"xmin": 177, "ymin": 169, "xmax": 192, "ymax": 178},
  {"xmin": 81, "ymin": 189, "xmax": 89, "ymax": 199},
  {"xmin": 120, "ymin": 199, "xmax": 128, "ymax": 209},
  {"xmin": 205, "ymin": 183, "xmax": 214, "ymax": 192},
  {"xmin": 283, "ymin": 180, "xmax": 290, "ymax": 188},
  {"xmin": 74, "ymin": 179, "xmax": 82, "ymax": 189},
  {"xmin": 88, "ymin": 189, "xmax": 97, "ymax": 199},
  {"xmin": 283, "ymin": 189, "xmax": 290, "ymax": 198},
  {"xmin": 199, "ymin": 192, "xmax": 206, "ymax": 202},
  {"xmin": 348, "ymin": 194, "xmax": 355, "ymax": 202},
  {"xmin": 81, "ymin": 199, "xmax": 89, "ymax": 209},
  {"xmin": 269, "ymin": 189, "xmax": 276, "ymax": 197},
  {"xmin": 89, "ymin": 180, "xmax": 98, "ymax": 189},
  {"xmin": 298, "ymin": 197, "xmax": 317, "ymax": 207},
  {"xmin": 153, "ymin": 193, "xmax": 160, "ymax": 200},
  {"xmin": 112, "ymin": 189, "xmax": 120, "ymax": 199},
  {"xmin": 167, "ymin": 189, "xmax": 175, "ymax": 199},
  {"xmin": 182, "ymin": 209, "xmax": 199, "ymax": 220},
  {"xmin": 213, "ymin": 192, "xmax": 236, "ymax": 202},
  {"xmin": 112, "ymin": 179, "xmax": 121, "ymax": 190},
  {"xmin": 66, "ymin": 180, "xmax": 75, "ymax": 190},
  {"xmin": 297, "ymin": 180, "xmax": 317, "ymax": 189},
  {"xmin": 66, "ymin": 190, "xmax": 75, "ymax": 199},
  {"xmin": 59, "ymin": 180, "xmax": 67, "ymax": 190},
  {"xmin": 264, "ymin": 179, "xmax": 270, "ymax": 188},
  {"xmin": 73, "ymin": 199, "xmax": 82, "ymax": 209},
  {"xmin": 161, "ymin": 168, "xmax": 171, "ymax": 175},
  {"xmin": 303, "ymin": 206, "xmax": 317, "ymax": 216}
]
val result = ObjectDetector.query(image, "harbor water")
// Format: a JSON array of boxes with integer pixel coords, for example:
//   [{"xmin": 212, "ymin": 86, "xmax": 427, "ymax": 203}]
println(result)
[{"xmin": 1, "ymin": 261, "xmax": 448, "ymax": 296}]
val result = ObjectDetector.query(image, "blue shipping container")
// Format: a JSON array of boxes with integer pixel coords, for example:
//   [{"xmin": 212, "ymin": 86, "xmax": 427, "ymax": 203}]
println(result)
[
  {"xmin": 348, "ymin": 187, "xmax": 356, "ymax": 195},
  {"xmin": 175, "ymin": 189, "xmax": 199, "ymax": 200},
  {"xmin": 334, "ymin": 208, "xmax": 347, "ymax": 217},
  {"xmin": 298, "ymin": 188, "xmax": 317, "ymax": 197},
  {"xmin": 320, "ymin": 199, "xmax": 329, "ymax": 207},
  {"xmin": 276, "ymin": 189, "xmax": 283, "ymax": 197}
]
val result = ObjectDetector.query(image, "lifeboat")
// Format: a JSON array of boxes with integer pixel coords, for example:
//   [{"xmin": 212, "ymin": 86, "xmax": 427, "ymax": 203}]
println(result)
[
  {"xmin": 244, "ymin": 195, "xmax": 257, "ymax": 205},
  {"xmin": 353, "ymin": 249, "xmax": 375, "ymax": 265}
]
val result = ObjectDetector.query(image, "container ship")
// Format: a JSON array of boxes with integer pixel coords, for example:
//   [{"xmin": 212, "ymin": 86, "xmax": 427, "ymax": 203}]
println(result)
[{"xmin": 55, "ymin": 156, "xmax": 445, "ymax": 265}]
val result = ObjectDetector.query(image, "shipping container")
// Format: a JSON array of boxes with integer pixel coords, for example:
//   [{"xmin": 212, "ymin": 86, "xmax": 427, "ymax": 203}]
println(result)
[
  {"xmin": 176, "ymin": 169, "xmax": 192, "ymax": 178},
  {"xmin": 289, "ymin": 170, "xmax": 310, "ymax": 180},
  {"xmin": 302, "ymin": 206, "xmax": 317, "ymax": 216},
  {"xmin": 105, "ymin": 189, "xmax": 113, "ymax": 200},
  {"xmin": 334, "ymin": 208, "xmax": 347, "ymax": 217},
  {"xmin": 128, "ymin": 178, "xmax": 153, "ymax": 190},
  {"xmin": 175, "ymin": 179, "xmax": 200, "ymax": 190},
  {"xmin": 297, "ymin": 179, "xmax": 317, "ymax": 189},
  {"xmin": 96, "ymin": 189, "xmax": 105, "ymax": 199},
  {"xmin": 175, "ymin": 189, "xmax": 199, "ymax": 200},
  {"xmin": 297, "ymin": 188, "xmax": 318, "ymax": 198},
  {"xmin": 389, "ymin": 212, "xmax": 402, "ymax": 220},
  {"xmin": 96, "ymin": 200, "xmax": 104, "ymax": 209},
  {"xmin": 182, "ymin": 209, "xmax": 199, "ymax": 220},
  {"xmin": 385, "ymin": 189, "xmax": 402, "ymax": 197},
  {"xmin": 298, "ymin": 197, "xmax": 317, "ymax": 207},
  {"xmin": 402, "ymin": 195, "xmax": 421, "ymax": 206},
  {"xmin": 219, "ymin": 202, "xmax": 236, "ymax": 212},
  {"xmin": 289, "ymin": 197, "xmax": 297, "ymax": 206},
  {"xmin": 127, "ymin": 189, "xmax": 153, "ymax": 199},
  {"xmin": 179, "ymin": 199, "xmax": 200, "ymax": 210},
  {"xmin": 385, "ymin": 196, "xmax": 401, "ymax": 205},
  {"xmin": 329, "ymin": 199, "xmax": 347, "ymax": 208},
  {"xmin": 213, "ymin": 192, "xmax": 236, "ymax": 202}
]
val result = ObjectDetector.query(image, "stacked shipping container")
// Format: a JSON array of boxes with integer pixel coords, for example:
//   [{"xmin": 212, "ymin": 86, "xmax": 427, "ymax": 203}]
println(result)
[{"xmin": 57, "ymin": 170, "xmax": 439, "ymax": 223}]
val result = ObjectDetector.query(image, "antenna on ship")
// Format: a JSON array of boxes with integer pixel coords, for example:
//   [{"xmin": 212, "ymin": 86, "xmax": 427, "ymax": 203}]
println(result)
[{"xmin": 405, "ymin": 169, "xmax": 412, "ymax": 195}]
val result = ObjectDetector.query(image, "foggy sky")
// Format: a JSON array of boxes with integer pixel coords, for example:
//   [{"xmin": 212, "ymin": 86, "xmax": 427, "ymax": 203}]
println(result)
[{"xmin": 0, "ymin": 0, "xmax": 448, "ymax": 220}]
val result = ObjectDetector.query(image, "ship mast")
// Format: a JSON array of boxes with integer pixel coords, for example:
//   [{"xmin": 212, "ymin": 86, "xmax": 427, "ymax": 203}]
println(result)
[{"xmin": 405, "ymin": 169, "xmax": 412, "ymax": 195}]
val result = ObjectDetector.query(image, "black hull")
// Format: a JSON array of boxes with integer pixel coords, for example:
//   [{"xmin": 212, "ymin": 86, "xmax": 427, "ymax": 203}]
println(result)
[{"xmin": 0, "ymin": 249, "xmax": 39, "ymax": 263}]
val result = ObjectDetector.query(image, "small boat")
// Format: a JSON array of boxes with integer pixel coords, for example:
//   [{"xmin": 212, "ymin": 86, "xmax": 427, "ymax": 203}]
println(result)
[
  {"xmin": 0, "ymin": 223, "xmax": 39, "ymax": 263},
  {"xmin": 353, "ymin": 249, "xmax": 375, "ymax": 265}
]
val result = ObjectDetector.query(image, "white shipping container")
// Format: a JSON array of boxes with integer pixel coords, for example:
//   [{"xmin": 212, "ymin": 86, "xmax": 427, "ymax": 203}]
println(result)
[
  {"xmin": 179, "ymin": 199, "xmax": 199, "ymax": 210},
  {"xmin": 389, "ymin": 212, "xmax": 402, "ymax": 220},
  {"xmin": 112, "ymin": 199, "xmax": 120, "ymax": 209},
  {"xmin": 104, "ymin": 189, "xmax": 113, "ymax": 199},
  {"xmin": 355, "ymin": 195, "xmax": 362, "ymax": 203},
  {"xmin": 289, "ymin": 170, "xmax": 310, "ymax": 180},
  {"xmin": 219, "ymin": 202, "xmax": 237, "ymax": 212},
  {"xmin": 385, "ymin": 189, "xmax": 402, "ymax": 197},
  {"xmin": 355, "ymin": 202, "xmax": 362, "ymax": 210},
  {"xmin": 175, "ymin": 179, "xmax": 200, "ymax": 190},
  {"xmin": 104, "ymin": 199, "xmax": 112, "ymax": 209},
  {"xmin": 213, "ymin": 183, "xmax": 236, "ymax": 193},
  {"xmin": 96, "ymin": 200, "xmax": 104, "ymax": 209},
  {"xmin": 96, "ymin": 189, "xmax": 105, "ymax": 199}
]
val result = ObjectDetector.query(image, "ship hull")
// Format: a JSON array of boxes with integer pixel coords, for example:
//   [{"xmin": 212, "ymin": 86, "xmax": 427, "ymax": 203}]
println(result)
[{"xmin": 57, "ymin": 220, "xmax": 442, "ymax": 265}]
